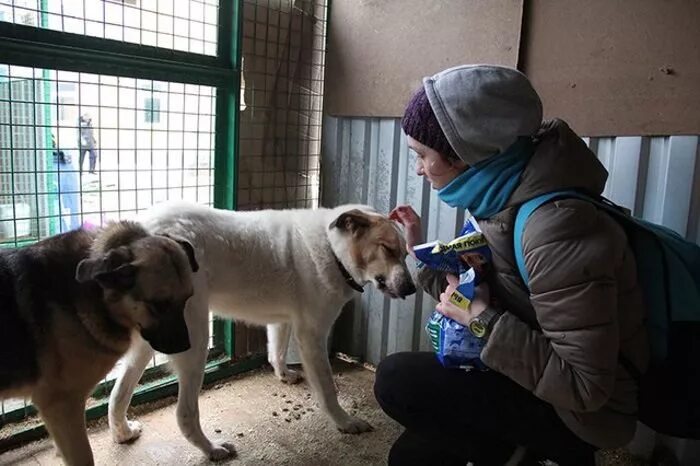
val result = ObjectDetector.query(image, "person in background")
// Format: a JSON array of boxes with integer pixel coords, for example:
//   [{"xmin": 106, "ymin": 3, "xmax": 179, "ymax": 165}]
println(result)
[
  {"xmin": 374, "ymin": 65, "xmax": 649, "ymax": 465},
  {"xmin": 78, "ymin": 113, "xmax": 98, "ymax": 174},
  {"xmin": 52, "ymin": 134, "xmax": 81, "ymax": 231}
]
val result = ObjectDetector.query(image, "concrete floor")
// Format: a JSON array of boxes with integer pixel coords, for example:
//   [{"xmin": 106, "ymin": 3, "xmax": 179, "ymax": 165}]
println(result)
[
  {"xmin": 1, "ymin": 361, "xmax": 403, "ymax": 466},
  {"xmin": 0, "ymin": 359, "xmax": 645, "ymax": 466}
]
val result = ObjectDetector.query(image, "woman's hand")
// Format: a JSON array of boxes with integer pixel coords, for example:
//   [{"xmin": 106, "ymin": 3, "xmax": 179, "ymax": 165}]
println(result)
[
  {"xmin": 389, "ymin": 205, "xmax": 423, "ymax": 256},
  {"xmin": 436, "ymin": 274, "xmax": 490, "ymax": 326}
]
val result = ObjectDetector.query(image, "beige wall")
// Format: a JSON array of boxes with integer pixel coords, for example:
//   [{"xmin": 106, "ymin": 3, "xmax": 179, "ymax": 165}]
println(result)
[
  {"xmin": 324, "ymin": 0, "xmax": 523, "ymax": 117},
  {"xmin": 324, "ymin": 0, "xmax": 700, "ymax": 136},
  {"xmin": 521, "ymin": 0, "xmax": 700, "ymax": 136}
]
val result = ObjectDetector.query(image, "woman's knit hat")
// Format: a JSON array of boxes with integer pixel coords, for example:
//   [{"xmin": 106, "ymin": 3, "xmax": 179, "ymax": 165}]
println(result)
[
  {"xmin": 401, "ymin": 86, "xmax": 459, "ymax": 161},
  {"xmin": 401, "ymin": 65, "xmax": 543, "ymax": 165}
]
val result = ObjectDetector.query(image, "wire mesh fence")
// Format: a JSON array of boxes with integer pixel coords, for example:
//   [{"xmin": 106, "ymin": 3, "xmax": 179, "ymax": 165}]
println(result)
[
  {"xmin": 0, "ymin": 0, "xmax": 220, "ymax": 56},
  {"xmin": 0, "ymin": 65, "xmax": 216, "ymax": 246},
  {"xmin": 237, "ymin": 0, "xmax": 327, "ymax": 211},
  {"xmin": 0, "ymin": 63, "xmax": 218, "ymax": 428}
]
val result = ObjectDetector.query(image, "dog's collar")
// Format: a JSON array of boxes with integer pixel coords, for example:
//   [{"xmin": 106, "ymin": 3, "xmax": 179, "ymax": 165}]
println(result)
[{"xmin": 332, "ymin": 254, "xmax": 364, "ymax": 293}]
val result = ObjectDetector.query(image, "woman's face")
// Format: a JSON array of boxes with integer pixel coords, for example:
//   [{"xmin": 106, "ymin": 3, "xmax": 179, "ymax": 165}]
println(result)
[{"xmin": 407, "ymin": 136, "xmax": 468, "ymax": 190}]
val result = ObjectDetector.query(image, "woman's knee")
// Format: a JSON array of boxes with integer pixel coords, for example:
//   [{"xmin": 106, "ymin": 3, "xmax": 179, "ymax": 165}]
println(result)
[
  {"xmin": 375, "ymin": 352, "xmax": 406, "ymax": 405},
  {"xmin": 374, "ymin": 352, "xmax": 436, "ymax": 412}
]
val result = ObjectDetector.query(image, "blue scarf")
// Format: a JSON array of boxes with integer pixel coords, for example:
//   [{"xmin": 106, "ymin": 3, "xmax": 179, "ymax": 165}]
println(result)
[{"xmin": 438, "ymin": 137, "xmax": 535, "ymax": 218}]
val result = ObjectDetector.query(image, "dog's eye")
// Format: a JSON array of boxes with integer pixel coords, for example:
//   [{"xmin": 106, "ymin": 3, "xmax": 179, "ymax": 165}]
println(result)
[{"xmin": 375, "ymin": 275, "xmax": 386, "ymax": 286}]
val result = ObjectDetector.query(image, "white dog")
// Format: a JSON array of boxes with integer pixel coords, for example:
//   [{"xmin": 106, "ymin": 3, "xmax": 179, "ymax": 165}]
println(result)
[{"xmin": 107, "ymin": 201, "xmax": 416, "ymax": 460}]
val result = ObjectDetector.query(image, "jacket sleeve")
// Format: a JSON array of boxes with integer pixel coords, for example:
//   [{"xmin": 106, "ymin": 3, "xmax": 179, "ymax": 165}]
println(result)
[
  {"xmin": 414, "ymin": 263, "xmax": 447, "ymax": 302},
  {"xmin": 481, "ymin": 199, "xmax": 623, "ymax": 412}
]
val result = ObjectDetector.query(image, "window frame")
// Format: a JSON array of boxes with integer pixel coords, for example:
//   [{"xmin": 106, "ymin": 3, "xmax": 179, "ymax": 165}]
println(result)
[{"xmin": 0, "ymin": 0, "xmax": 250, "ymax": 450}]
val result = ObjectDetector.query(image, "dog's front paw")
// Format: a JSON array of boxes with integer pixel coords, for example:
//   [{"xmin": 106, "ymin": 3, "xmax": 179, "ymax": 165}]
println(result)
[
  {"xmin": 337, "ymin": 416, "xmax": 373, "ymax": 434},
  {"xmin": 278, "ymin": 369, "xmax": 303, "ymax": 384},
  {"xmin": 208, "ymin": 441, "xmax": 237, "ymax": 461},
  {"xmin": 113, "ymin": 420, "xmax": 143, "ymax": 444}
]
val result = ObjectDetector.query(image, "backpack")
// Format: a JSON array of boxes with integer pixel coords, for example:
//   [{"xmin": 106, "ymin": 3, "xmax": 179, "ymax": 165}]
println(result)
[{"xmin": 513, "ymin": 190, "xmax": 700, "ymax": 439}]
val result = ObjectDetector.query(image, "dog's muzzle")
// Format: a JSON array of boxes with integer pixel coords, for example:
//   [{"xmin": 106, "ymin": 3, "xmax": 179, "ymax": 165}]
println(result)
[
  {"xmin": 398, "ymin": 280, "xmax": 416, "ymax": 298},
  {"xmin": 141, "ymin": 313, "xmax": 191, "ymax": 354},
  {"xmin": 382, "ymin": 277, "xmax": 417, "ymax": 299}
]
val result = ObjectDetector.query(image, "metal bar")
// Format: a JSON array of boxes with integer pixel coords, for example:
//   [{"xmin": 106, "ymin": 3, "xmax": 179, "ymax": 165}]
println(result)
[
  {"xmin": 7, "ymin": 65, "xmax": 17, "ymax": 248},
  {"xmin": 149, "ymin": 79, "xmax": 155, "ymax": 207},
  {"xmin": 78, "ymin": 72, "xmax": 87, "ymax": 225},
  {"xmin": 97, "ymin": 75, "xmax": 104, "ymax": 223},
  {"xmin": 31, "ymin": 68, "xmax": 41, "ymax": 239},
  {"xmin": 212, "ymin": 0, "xmax": 242, "ymax": 358},
  {"xmin": 0, "ymin": 22, "xmax": 236, "ymax": 88},
  {"xmin": 38, "ymin": 0, "xmax": 57, "ymax": 237},
  {"xmin": 180, "ymin": 83, "xmax": 186, "ymax": 199},
  {"xmin": 213, "ymin": 317, "xmax": 235, "ymax": 357},
  {"xmin": 213, "ymin": 0, "xmax": 239, "ymax": 211}
]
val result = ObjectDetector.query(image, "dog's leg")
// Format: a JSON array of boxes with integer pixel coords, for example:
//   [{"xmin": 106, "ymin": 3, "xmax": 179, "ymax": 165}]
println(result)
[
  {"xmin": 108, "ymin": 336, "xmax": 154, "ymax": 443},
  {"xmin": 170, "ymin": 299, "xmax": 236, "ymax": 461},
  {"xmin": 34, "ymin": 392, "xmax": 93, "ymax": 466},
  {"xmin": 267, "ymin": 322, "xmax": 302, "ymax": 384},
  {"xmin": 294, "ymin": 323, "xmax": 373, "ymax": 434}
]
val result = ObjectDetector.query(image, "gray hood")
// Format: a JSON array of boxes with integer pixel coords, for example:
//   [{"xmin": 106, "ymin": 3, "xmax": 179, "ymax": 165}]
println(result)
[
  {"xmin": 423, "ymin": 64, "xmax": 543, "ymax": 166},
  {"xmin": 509, "ymin": 119, "xmax": 609, "ymax": 206}
]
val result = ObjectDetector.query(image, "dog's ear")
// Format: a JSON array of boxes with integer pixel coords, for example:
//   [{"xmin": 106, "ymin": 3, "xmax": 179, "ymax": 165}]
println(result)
[
  {"xmin": 330, "ymin": 209, "xmax": 371, "ymax": 235},
  {"xmin": 76, "ymin": 246, "xmax": 137, "ymax": 290},
  {"xmin": 176, "ymin": 238, "xmax": 199, "ymax": 273},
  {"xmin": 160, "ymin": 234, "xmax": 199, "ymax": 273}
]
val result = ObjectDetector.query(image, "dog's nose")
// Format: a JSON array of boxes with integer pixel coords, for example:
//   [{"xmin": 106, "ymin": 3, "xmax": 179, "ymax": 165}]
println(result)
[{"xmin": 399, "ymin": 281, "xmax": 416, "ymax": 297}]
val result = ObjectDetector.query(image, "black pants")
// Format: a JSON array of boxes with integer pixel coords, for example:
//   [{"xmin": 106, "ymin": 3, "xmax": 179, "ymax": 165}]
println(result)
[
  {"xmin": 374, "ymin": 352, "xmax": 597, "ymax": 466},
  {"xmin": 79, "ymin": 147, "xmax": 97, "ymax": 172}
]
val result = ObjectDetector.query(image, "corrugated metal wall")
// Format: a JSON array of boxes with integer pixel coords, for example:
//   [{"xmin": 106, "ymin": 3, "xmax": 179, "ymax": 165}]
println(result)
[{"xmin": 323, "ymin": 116, "xmax": 700, "ymax": 365}]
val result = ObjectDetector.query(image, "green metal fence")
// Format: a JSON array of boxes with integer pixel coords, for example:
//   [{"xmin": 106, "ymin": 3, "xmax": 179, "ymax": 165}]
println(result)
[{"xmin": 0, "ymin": 0, "xmax": 264, "ymax": 452}]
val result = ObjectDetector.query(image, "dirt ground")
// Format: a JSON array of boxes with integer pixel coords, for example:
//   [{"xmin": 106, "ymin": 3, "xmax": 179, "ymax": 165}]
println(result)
[
  {"xmin": 0, "ymin": 360, "xmax": 646, "ymax": 466},
  {"xmin": 0, "ymin": 361, "xmax": 403, "ymax": 466}
]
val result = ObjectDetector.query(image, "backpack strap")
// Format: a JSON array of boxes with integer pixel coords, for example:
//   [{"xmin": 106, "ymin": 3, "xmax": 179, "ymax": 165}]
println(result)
[
  {"xmin": 513, "ymin": 190, "xmax": 585, "ymax": 290},
  {"xmin": 513, "ymin": 190, "xmax": 645, "ymax": 385}
]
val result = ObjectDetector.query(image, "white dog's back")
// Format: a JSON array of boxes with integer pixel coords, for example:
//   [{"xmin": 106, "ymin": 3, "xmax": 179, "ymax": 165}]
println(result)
[{"xmin": 140, "ymin": 201, "xmax": 374, "ymax": 324}]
